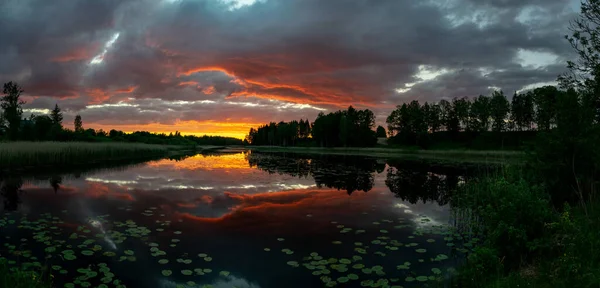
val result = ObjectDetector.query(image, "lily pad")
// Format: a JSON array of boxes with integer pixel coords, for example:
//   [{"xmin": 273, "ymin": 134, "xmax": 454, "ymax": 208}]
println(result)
[
  {"xmin": 181, "ymin": 270, "xmax": 193, "ymax": 276},
  {"xmin": 161, "ymin": 270, "xmax": 172, "ymax": 276}
]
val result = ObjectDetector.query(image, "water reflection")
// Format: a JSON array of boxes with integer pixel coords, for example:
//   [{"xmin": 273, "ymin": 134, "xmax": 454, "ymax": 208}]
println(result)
[
  {"xmin": 0, "ymin": 151, "xmax": 487, "ymax": 288},
  {"xmin": 245, "ymin": 151, "xmax": 476, "ymax": 204},
  {"xmin": 246, "ymin": 153, "xmax": 385, "ymax": 195}
]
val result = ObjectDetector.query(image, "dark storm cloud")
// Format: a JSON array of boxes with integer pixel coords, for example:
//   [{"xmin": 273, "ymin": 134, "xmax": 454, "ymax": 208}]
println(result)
[{"xmin": 0, "ymin": 0, "xmax": 580, "ymax": 132}]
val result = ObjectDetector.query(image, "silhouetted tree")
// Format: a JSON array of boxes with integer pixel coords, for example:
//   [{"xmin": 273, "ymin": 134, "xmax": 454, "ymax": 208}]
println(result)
[
  {"xmin": 428, "ymin": 103, "xmax": 442, "ymax": 132},
  {"xmin": 469, "ymin": 95, "xmax": 491, "ymax": 132},
  {"xmin": 533, "ymin": 86, "xmax": 559, "ymax": 130},
  {"xmin": 74, "ymin": 114, "xmax": 84, "ymax": 132},
  {"xmin": 490, "ymin": 91, "xmax": 510, "ymax": 132},
  {"xmin": 1, "ymin": 82, "xmax": 25, "ymax": 140},
  {"xmin": 50, "ymin": 104, "xmax": 63, "ymax": 127},
  {"xmin": 376, "ymin": 125, "xmax": 386, "ymax": 137}
]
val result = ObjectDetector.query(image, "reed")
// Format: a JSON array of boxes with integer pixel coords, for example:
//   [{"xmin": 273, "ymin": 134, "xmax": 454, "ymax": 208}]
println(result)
[{"xmin": 0, "ymin": 142, "xmax": 181, "ymax": 170}]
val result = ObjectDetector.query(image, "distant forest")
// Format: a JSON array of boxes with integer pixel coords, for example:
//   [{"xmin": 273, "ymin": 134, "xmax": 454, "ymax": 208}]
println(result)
[
  {"xmin": 0, "ymin": 82, "xmax": 243, "ymax": 146},
  {"xmin": 246, "ymin": 85, "xmax": 569, "ymax": 150}
]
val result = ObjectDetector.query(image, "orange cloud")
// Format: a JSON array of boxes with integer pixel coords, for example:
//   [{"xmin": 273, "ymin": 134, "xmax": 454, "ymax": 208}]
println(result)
[{"xmin": 86, "ymin": 86, "xmax": 138, "ymax": 103}]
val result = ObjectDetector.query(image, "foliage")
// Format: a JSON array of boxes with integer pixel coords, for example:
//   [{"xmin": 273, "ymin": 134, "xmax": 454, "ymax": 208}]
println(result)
[
  {"xmin": 489, "ymin": 91, "xmax": 510, "ymax": 132},
  {"xmin": 246, "ymin": 119, "xmax": 311, "ymax": 146},
  {"xmin": 73, "ymin": 114, "xmax": 83, "ymax": 132},
  {"xmin": 0, "ymin": 142, "xmax": 180, "ymax": 170},
  {"xmin": 376, "ymin": 125, "xmax": 386, "ymax": 137},
  {"xmin": 531, "ymin": 88, "xmax": 600, "ymax": 207},
  {"xmin": 247, "ymin": 106, "xmax": 377, "ymax": 147},
  {"xmin": 0, "ymin": 259, "xmax": 52, "ymax": 288},
  {"xmin": 50, "ymin": 104, "xmax": 63, "ymax": 128},
  {"xmin": 0, "ymin": 82, "xmax": 25, "ymax": 140},
  {"xmin": 452, "ymin": 170, "xmax": 554, "ymax": 271}
]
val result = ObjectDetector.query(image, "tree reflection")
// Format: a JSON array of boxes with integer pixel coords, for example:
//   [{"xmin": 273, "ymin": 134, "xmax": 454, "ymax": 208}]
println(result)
[
  {"xmin": 245, "ymin": 152, "xmax": 485, "ymax": 204},
  {"xmin": 246, "ymin": 152, "xmax": 378, "ymax": 194},
  {"xmin": 50, "ymin": 175, "xmax": 62, "ymax": 193},
  {"xmin": 384, "ymin": 159, "xmax": 486, "ymax": 205},
  {"xmin": 0, "ymin": 177, "xmax": 24, "ymax": 212}
]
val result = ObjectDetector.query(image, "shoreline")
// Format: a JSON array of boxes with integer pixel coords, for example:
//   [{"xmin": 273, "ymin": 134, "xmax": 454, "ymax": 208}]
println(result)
[
  {"xmin": 225, "ymin": 145, "xmax": 525, "ymax": 164},
  {"xmin": 0, "ymin": 142, "xmax": 223, "ymax": 173}
]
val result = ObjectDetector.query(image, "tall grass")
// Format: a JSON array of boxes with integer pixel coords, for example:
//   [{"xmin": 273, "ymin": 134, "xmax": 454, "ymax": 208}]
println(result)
[
  {"xmin": 0, "ymin": 142, "xmax": 182, "ymax": 170},
  {"xmin": 0, "ymin": 259, "xmax": 51, "ymax": 288}
]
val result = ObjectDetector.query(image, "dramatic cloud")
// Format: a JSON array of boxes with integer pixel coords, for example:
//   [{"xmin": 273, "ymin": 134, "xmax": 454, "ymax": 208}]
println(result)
[{"xmin": 0, "ymin": 0, "xmax": 580, "ymax": 138}]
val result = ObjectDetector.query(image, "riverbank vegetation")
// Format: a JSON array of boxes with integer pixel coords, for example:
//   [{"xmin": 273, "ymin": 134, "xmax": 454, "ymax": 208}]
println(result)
[
  {"xmin": 0, "ymin": 259, "xmax": 51, "ymax": 288},
  {"xmin": 0, "ymin": 142, "xmax": 182, "ymax": 171},
  {"xmin": 247, "ymin": 145, "xmax": 524, "ymax": 164},
  {"xmin": 451, "ymin": 1, "xmax": 600, "ymax": 286},
  {"xmin": 0, "ymin": 83, "xmax": 241, "ymax": 146}
]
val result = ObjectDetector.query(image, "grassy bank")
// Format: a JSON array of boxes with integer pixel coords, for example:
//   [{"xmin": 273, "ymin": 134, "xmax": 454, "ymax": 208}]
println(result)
[
  {"xmin": 0, "ymin": 259, "xmax": 51, "ymax": 288},
  {"xmin": 0, "ymin": 142, "xmax": 187, "ymax": 171},
  {"xmin": 451, "ymin": 169, "xmax": 600, "ymax": 288},
  {"xmin": 242, "ymin": 145, "xmax": 525, "ymax": 164}
]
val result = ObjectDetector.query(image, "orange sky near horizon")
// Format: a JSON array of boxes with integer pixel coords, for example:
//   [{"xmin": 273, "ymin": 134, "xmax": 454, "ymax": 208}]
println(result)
[{"xmin": 88, "ymin": 120, "xmax": 261, "ymax": 139}]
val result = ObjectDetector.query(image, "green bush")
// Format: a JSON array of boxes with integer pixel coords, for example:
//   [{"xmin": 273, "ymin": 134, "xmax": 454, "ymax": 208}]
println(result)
[
  {"xmin": 452, "ymin": 170, "xmax": 555, "ymax": 275},
  {"xmin": 0, "ymin": 259, "xmax": 51, "ymax": 288}
]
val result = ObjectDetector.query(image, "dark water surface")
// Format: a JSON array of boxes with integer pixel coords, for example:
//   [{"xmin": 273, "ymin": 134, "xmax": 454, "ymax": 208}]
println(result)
[{"xmin": 0, "ymin": 151, "xmax": 482, "ymax": 288}]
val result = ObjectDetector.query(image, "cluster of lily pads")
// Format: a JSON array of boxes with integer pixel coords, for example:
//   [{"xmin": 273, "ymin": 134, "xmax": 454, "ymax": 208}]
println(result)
[
  {"xmin": 0, "ymin": 206, "xmax": 233, "ymax": 288},
  {"xmin": 263, "ymin": 215, "xmax": 476, "ymax": 287}
]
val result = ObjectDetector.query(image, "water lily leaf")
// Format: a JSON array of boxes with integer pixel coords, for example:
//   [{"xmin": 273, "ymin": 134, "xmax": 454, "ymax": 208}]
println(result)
[
  {"xmin": 81, "ymin": 250, "xmax": 94, "ymax": 256},
  {"xmin": 181, "ymin": 270, "xmax": 193, "ymax": 276},
  {"xmin": 162, "ymin": 270, "xmax": 172, "ymax": 276},
  {"xmin": 158, "ymin": 259, "xmax": 169, "ymax": 264},
  {"xmin": 338, "ymin": 277, "xmax": 349, "ymax": 283}
]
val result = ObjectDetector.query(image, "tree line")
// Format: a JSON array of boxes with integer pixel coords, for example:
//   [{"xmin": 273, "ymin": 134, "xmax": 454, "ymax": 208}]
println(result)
[
  {"xmin": 385, "ymin": 86, "xmax": 560, "ymax": 147},
  {"xmin": 245, "ymin": 85, "xmax": 568, "ymax": 149},
  {"xmin": 246, "ymin": 106, "xmax": 383, "ymax": 147},
  {"xmin": 0, "ymin": 82, "xmax": 242, "ymax": 146}
]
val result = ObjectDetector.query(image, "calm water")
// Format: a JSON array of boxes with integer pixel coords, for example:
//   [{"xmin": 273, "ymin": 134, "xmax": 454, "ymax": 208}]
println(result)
[{"xmin": 0, "ymin": 151, "xmax": 481, "ymax": 288}]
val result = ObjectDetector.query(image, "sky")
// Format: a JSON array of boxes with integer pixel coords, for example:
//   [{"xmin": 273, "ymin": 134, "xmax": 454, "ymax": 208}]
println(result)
[{"xmin": 0, "ymin": 0, "xmax": 581, "ymax": 139}]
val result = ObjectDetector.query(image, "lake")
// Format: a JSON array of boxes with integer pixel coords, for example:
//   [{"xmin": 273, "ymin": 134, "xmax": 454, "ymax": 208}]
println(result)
[{"xmin": 0, "ymin": 150, "xmax": 483, "ymax": 288}]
